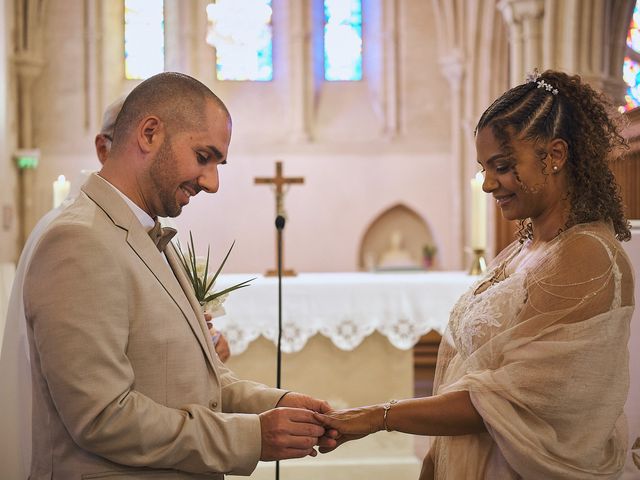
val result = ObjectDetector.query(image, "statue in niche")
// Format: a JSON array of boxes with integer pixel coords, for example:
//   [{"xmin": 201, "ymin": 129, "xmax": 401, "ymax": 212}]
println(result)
[{"xmin": 377, "ymin": 230, "xmax": 419, "ymax": 270}]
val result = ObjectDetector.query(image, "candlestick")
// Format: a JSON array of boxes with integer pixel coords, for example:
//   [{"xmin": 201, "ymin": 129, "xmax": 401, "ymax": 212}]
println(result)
[
  {"xmin": 53, "ymin": 174, "xmax": 71, "ymax": 209},
  {"xmin": 470, "ymin": 172, "xmax": 487, "ymax": 250},
  {"xmin": 469, "ymin": 248, "xmax": 487, "ymax": 275}
]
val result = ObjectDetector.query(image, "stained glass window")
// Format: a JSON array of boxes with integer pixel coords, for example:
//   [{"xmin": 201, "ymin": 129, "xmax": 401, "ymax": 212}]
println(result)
[
  {"xmin": 124, "ymin": 0, "xmax": 165, "ymax": 80},
  {"xmin": 206, "ymin": 0, "xmax": 273, "ymax": 81},
  {"xmin": 324, "ymin": 0, "xmax": 362, "ymax": 81},
  {"xmin": 622, "ymin": 0, "xmax": 640, "ymax": 111}
]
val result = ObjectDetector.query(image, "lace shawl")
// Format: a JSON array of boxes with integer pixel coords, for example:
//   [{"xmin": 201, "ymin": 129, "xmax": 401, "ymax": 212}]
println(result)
[{"xmin": 430, "ymin": 222, "xmax": 634, "ymax": 479}]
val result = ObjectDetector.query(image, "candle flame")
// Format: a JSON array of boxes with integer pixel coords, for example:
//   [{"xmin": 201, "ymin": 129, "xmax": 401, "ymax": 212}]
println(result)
[
  {"xmin": 56, "ymin": 174, "xmax": 66, "ymax": 184},
  {"xmin": 475, "ymin": 171, "xmax": 484, "ymax": 182}
]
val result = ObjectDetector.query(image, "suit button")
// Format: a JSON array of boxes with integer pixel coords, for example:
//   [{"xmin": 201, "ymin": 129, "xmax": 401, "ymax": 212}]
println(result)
[{"xmin": 210, "ymin": 401, "xmax": 218, "ymax": 409}]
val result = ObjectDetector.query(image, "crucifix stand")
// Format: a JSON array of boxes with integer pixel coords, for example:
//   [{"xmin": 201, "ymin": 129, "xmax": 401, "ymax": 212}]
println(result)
[{"xmin": 254, "ymin": 161, "xmax": 304, "ymax": 276}]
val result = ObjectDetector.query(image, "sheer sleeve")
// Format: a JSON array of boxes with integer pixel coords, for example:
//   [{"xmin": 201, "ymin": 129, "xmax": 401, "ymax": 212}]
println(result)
[{"xmin": 435, "ymin": 223, "xmax": 634, "ymax": 479}]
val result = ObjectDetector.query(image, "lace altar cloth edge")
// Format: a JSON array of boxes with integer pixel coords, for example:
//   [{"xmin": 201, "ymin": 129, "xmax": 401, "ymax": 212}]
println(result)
[{"xmin": 213, "ymin": 272, "xmax": 477, "ymax": 354}]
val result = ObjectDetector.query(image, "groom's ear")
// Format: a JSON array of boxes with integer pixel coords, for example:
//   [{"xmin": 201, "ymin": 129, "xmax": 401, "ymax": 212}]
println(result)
[{"xmin": 137, "ymin": 116, "xmax": 164, "ymax": 156}]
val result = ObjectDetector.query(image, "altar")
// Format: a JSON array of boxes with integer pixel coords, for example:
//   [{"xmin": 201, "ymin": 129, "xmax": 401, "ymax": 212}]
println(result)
[{"xmin": 214, "ymin": 271, "xmax": 477, "ymax": 480}]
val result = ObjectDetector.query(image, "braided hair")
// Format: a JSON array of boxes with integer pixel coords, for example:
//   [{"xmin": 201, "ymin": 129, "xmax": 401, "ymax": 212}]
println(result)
[{"xmin": 475, "ymin": 70, "xmax": 631, "ymax": 242}]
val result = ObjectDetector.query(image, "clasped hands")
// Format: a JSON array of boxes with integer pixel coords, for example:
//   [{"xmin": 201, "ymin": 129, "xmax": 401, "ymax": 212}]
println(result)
[
  {"xmin": 260, "ymin": 393, "xmax": 382, "ymax": 461},
  {"xmin": 259, "ymin": 392, "xmax": 338, "ymax": 461}
]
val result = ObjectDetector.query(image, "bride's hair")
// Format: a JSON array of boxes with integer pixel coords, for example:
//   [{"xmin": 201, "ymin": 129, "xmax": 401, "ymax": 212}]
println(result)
[{"xmin": 475, "ymin": 70, "xmax": 631, "ymax": 242}]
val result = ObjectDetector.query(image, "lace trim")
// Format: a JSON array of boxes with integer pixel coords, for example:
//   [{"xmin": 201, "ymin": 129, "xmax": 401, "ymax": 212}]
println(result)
[
  {"xmin": 450, "ymin": 273, "xmax": 527, "ymax": 356},
  {"xmin": 473, "ymin": 244, "xmax": 523, "ymax": 295}
]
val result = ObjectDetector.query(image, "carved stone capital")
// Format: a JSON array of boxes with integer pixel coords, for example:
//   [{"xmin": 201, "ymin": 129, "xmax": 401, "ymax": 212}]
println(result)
[
  {"xmin": 498, "ymin": 0, "xmax": 544, "ymax": 26},
  {"xmin": 438, "ymin": 51, "xmax": 464, "ymax": 90}
]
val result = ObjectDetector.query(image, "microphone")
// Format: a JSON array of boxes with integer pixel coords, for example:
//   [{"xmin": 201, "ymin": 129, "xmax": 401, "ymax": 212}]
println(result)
[
  {"xmin": 275, "ymin": 214, "xmax": 285, "ymax": 391},
  {"xmin": 274, "ymin": 214, "xmax": 285, "ymax": 480}
]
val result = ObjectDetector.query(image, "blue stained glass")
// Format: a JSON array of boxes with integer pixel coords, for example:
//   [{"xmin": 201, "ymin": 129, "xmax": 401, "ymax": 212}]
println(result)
[
  {"xmin": 324, "ymin": 0, "xmax": 362, "ymax": 81},
  {"xmin": 628, "ymin": 1, "xmax": 640, "ymax": 51},
  {"xmin": 206, "ymin": 0, "xmax": 273, "ymax": 81},
  {"xmin": 623, "ymin": 57, "xmax": 640, "ymax": 111},
  {"xmin": 124, "ymin": 0, "xmax": 164, "ymax": 80}
]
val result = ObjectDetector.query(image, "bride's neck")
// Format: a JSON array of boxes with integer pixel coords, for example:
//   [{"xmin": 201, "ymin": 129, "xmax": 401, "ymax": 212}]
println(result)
[{"xmin": 530, "ymin": 204, "xmax": 569, "ymax": 245}]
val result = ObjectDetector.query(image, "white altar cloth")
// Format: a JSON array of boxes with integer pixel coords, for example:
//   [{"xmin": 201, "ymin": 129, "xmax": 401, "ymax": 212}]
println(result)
[{"xmin": 214, "ymin": 271, "xmax": 477, "ymax": 354}]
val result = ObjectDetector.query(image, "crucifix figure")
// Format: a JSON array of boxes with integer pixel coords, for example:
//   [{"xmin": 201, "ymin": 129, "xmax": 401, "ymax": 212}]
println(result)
[{"xmin": 254, "ymin": 161, "xmax": 305, "ymax": 276}]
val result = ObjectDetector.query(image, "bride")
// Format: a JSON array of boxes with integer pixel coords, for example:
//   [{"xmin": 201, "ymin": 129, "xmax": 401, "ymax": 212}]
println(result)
[{"xmin": 315, "ymin": 70, "xmax": 635, "ymax": 479}]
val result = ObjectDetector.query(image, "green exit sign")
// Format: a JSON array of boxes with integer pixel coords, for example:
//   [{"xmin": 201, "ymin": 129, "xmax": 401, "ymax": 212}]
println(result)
[{"xmin": 14, "ymin": 149, "xmax": 40, "ymax": 170}]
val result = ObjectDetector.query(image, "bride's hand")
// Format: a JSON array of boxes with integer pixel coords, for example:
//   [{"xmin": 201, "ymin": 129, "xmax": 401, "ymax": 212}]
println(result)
[{"xmin": 313, "ymin": 405, "xmax": 382, "ymax": 453}]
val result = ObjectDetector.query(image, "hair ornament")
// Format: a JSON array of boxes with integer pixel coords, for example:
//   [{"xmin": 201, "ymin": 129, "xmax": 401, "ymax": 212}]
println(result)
[{"xmin": 525, "ymin": 68, "xmax": 558, "ymax": 95}]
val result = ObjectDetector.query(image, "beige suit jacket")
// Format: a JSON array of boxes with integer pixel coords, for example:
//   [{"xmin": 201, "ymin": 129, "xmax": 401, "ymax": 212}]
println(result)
[{"xmin": 23, "ymin": 174, "xmax": 285, "ymax": 479}]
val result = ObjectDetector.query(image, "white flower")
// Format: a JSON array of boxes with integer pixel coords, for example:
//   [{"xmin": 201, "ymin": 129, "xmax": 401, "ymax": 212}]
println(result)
[
  {"xmin": 194, "ymin": 256, "xmax": 209, "ymax": 278},
  {"xmin": 204, "ymin": 294, "xmax": 228, "ymax": 318},
  {"xmin": 176, "ymin": 232, "xmax": 254, "ymax": 320}
]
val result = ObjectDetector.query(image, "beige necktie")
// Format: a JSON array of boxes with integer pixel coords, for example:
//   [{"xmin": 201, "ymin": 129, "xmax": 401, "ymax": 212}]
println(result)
[{"xmin": 148, "ymin": 220, "xmax": 177, "ymax": 251}]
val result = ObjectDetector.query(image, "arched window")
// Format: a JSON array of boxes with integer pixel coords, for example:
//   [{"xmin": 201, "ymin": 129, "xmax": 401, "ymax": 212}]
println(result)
[
  {"xmin": 622, "ymin": 0, "xmax": 640, "ymax": 111},
  {"xmin": 204, "ymin": 0, "xmax": 363, "ymax": 83},
  {"xmin": 206, "ymin": 0, "xmax": 273, "ymax": 81},
  {"xmin": 124, "ymin": 0, "xmax": 165, "ymax": 80},
  {"xmin": 324, "ymin": 0, "xmax": 363, "ymax": 81}
]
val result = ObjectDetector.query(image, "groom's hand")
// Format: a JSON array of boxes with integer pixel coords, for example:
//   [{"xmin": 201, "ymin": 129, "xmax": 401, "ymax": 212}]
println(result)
[
  {"xmin": 204, "ymin": 312, "xmax": 230, "ymax": 362},
  {"xmin": 258, "ymin": 407, "xmax": 328, "ymax": 461},
  {"xmin": 276, "ymin": 392, "xmax": 330, "ymax": 412},
  {"xmin": 276, "ymin": 392, "xmax": 338, "ymax": 451},
  {"xmin": 213, "ymin": 333, "xmax": 230, "ymax": 362}
]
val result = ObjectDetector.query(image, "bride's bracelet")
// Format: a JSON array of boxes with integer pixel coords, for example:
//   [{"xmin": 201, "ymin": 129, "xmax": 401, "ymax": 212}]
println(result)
[{"xmin": 383, "ymin": 399, "xmax": 398, "ymax": 431}]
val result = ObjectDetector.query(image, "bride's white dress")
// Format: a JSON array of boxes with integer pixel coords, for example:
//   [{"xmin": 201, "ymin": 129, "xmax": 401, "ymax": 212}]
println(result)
[{"xmin": 425, "ymin": 222, "xmax": 634, "ymax": 479}]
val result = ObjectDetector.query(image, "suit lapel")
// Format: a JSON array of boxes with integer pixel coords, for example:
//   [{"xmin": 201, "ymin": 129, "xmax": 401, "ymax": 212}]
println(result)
[
  {"xmin": 81, "ymin": 174, "xmax": 217, "ymax": 371},
  {"xmin": 164, "ymin": 243, "xmax": 219, "ymax": 369}
]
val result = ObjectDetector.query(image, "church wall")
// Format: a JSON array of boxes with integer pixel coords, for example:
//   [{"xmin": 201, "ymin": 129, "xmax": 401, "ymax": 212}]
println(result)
[
  {"xmin": 173, "ymin": 150, "xmax": 454, "ymax": 273},
  {"xmin": 25, "ymin": 1, "xmax": 99, "ymax": 228},
  {"xmin": 400, "ymin": 0, "xmax": 450, "ymax": 149},
  {"xmin": 21, "ymin": 0, "xmax": 460, "ymax": 273}
]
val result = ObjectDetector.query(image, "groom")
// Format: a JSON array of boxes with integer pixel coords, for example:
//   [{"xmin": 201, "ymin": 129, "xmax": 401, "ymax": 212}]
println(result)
[{"xmin": 23, "ymin": 72, "xmax": 335, "ymax": 479}]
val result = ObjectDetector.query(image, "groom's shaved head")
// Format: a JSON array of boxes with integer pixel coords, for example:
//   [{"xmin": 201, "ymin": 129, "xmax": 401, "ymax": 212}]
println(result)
[{"xmin": 111, "ymin": 72, "xmax": 229, "ymax": 151}]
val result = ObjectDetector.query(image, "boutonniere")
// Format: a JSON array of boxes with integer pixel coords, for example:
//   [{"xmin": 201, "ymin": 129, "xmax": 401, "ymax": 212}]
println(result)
[{"xmin": 176, "ymin": 232, "xmax": 254, "ymax": 317}]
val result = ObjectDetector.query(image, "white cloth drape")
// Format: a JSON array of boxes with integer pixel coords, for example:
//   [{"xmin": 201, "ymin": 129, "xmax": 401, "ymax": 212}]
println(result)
[
  {"xmin": 0, "ymin": 262, "xmax": 16, "ymax": 346},
  {"xmin": 0, "ymin": 200, "xmax": 75, "ymax": 479},
  {"xmin": 622, "ymin": 225, "xmax": 640, "ymax": 479},
  {"xmin": 213, "ymin": 272, "xmax": 477, "ymax": 354}
]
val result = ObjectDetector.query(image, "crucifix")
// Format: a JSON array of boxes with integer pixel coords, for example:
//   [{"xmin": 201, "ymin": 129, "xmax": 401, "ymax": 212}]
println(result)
[{"xmin": 254, "ymin": 161, "xmax": 304, "ymax": 277}]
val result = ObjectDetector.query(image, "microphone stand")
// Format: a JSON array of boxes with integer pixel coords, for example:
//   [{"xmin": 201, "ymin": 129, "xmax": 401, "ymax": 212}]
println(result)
[{"xmin": 274, "ymin": 215, "xmax": 285, "ymax": 480}]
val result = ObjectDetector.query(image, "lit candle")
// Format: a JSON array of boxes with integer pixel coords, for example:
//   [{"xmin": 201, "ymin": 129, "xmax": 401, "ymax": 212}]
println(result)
[
  {"xmin": 470, "ymin": 172, "xmax": 487, "ymax": 250},
  {"xmin": 53, "ymin": 175, "xmax": 71, "ymax": 209}
]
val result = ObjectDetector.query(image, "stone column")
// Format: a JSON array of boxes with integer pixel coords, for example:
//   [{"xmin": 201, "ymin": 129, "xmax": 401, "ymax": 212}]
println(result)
[
  {"xmin": 380, "ymin": 0, "xmax": 399, "ymax": 139},
  {"xmin": 439, "ymin": 53, "xmax": 466, "ymax": 268},
  {"xmin": 289, "ymin": 0, "xmax": 311, "ymax": 142},
  {"xmin": 14, "ymin": 54, "xmax": 44, "ymax": 247},
  {"xmin": 498, "ymin": 0, "xmax": 545, "ymax": 85}
]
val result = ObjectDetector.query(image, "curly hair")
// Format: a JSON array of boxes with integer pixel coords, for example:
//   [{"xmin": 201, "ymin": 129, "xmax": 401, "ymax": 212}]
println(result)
[{"xmin": 475, "ymin": 70, "xmax": 631, "ymax": 242}]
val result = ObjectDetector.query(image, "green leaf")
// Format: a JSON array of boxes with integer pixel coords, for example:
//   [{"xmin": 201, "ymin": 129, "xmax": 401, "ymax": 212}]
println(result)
[
  {"xmin": 210, "ymin": 240, "xmax": 236, "ymax": 284},
  {"xmin": 203, "ymin": 277, "xmax": 256, "ymax": 303},
  {"xmin": 177, "ymin": 232, "xmax": 252, "ymax": 306}
]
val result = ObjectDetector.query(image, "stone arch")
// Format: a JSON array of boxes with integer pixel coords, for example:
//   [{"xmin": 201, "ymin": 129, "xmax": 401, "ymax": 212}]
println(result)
[{"xmin": 358, "ymin": 203, "xmax": 435, "ymax": 271}]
